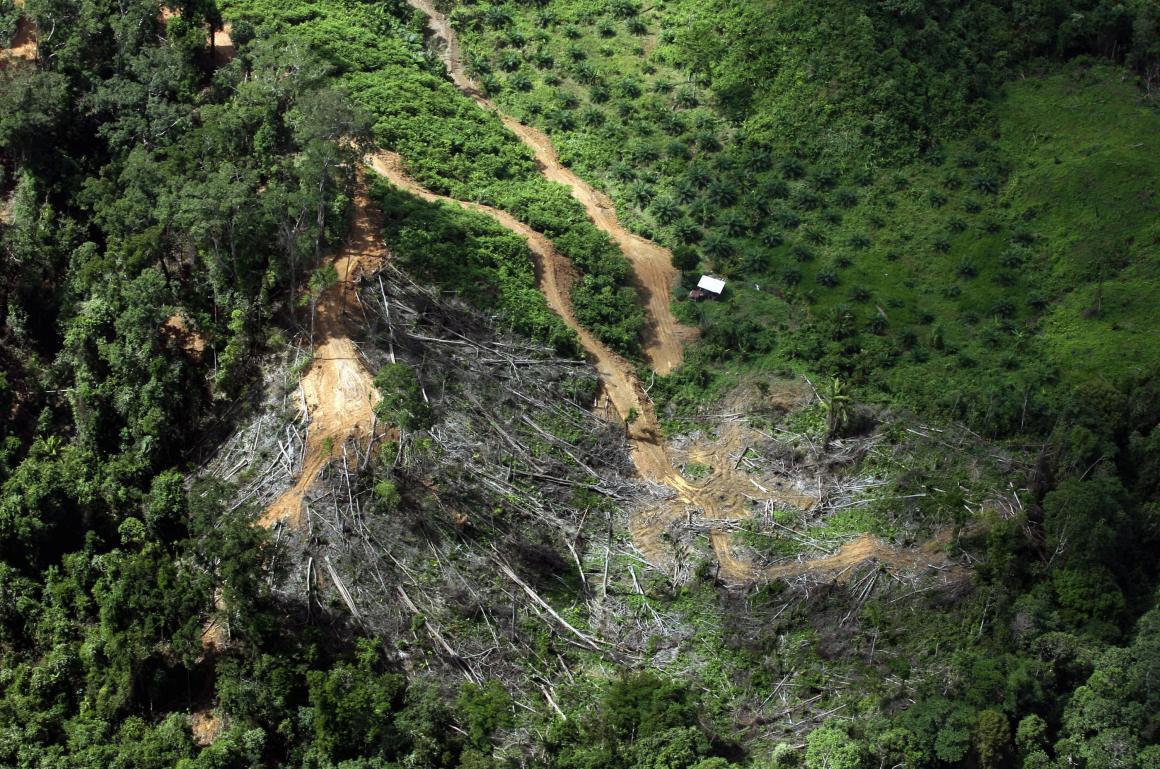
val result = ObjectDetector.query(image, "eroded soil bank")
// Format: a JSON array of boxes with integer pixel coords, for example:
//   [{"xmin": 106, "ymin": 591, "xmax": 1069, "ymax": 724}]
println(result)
[{"xmin": 262, "ymin": 173, "xmax": 385, "ymax": 528}]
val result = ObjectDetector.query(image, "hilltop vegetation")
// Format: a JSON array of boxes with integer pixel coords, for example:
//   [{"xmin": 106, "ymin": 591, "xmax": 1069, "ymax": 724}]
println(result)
[
  {"xmin": 219, "ymin": 0, "xmax": 646, "ymax": 353},
  {"xmin": 0, "ymin": 0, "xmax": 1158, "ymax": 767}
]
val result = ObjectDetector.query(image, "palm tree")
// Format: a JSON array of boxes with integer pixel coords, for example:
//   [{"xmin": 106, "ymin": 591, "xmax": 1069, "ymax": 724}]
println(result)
[
  {"xmin": 702, "ymin": 231, "xmax": 734, "ymax": 261},
  {"xmin": 650, "ymin": 196, "xmax": 680, "ymax": 224},
  {"xmin": 706, "ymin": 179, "xmax": 736, "ymax": 207},
  {"xmin": 821, "ymin": 377, "xmax": 851, "ymax": 443},
  {"xmin": 720, "ymin": 210, "xmax": 748, "ymax": 237}
]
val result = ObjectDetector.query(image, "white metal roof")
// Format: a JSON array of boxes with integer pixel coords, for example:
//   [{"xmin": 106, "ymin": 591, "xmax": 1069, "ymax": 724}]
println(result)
[{"xmin": 697, "ymin": 275, "xmax": 726, "ymax": 294}]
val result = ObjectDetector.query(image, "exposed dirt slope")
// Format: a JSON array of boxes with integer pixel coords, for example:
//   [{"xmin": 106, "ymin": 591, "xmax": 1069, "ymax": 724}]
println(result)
[
  {"xmin": 162, "ymin": 314, "xmax": 207, "ymax": 360},
  {"xmin": 402, "ymin": 0, "xmax": 694, "ymax": 374},
  {"xmin": 211, "ymin": 24, "xmax": 234, "ymax": 64},
  {"xmin": 2, "ymin": 16, "xmax": 37, "ymax": 62},
  {"xmin": 370, "ymin": 153, "xmax": 947, "ymax": 583},
  {"xmin": 261, "ymin": 174, "xmax": 385, "ymax": 527}
]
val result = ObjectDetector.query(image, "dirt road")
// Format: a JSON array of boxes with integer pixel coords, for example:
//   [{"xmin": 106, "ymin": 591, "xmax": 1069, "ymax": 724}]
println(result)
[
  {"xmin": 261, "ymin": 174, "xmax": 385, "ymax": 527},
  {"xmin": 402, "ymin": 0, "xmax": 693, "ymax": 375},
  {"xmin": 369, "ymin": 153, "xmax": 947, "ymax": 583}
]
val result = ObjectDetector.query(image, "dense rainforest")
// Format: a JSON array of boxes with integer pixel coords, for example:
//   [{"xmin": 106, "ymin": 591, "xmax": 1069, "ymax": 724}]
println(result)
[{"xmin": 0, "ymin": 0, "xmax": 1158, "ymax": 767}]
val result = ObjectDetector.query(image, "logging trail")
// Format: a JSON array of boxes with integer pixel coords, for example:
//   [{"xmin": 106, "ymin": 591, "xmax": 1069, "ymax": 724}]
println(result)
[
  {"xmin": 383, "ymin": 0, "xmax": 951, "ymax": 583},
  {"xmin": 402, "ymin": 0, "xmax": 693, "ymax": 375},
  {"xmin": 261, "ymin": 172, "xmax": 386, "ymax": 528}
]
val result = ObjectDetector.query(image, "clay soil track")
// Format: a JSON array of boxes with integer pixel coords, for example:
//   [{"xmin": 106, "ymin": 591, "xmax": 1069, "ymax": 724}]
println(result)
[
  {"xmin": 261, "ymin": 173, "xmax": 385, "ymax": 527},
  {"xmin": 403, "ymin": 0, "xmax": 694, "ymax": 375}
]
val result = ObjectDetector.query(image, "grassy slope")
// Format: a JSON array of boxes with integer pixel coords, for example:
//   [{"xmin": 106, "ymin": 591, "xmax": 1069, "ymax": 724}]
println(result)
[
  {"xmin": 677, "ymin": 64, "xmax": 1160, "ymax": 434},
  {"xmin": 1004, "ymin": 69, "xmax": 1160, "ymax": 383}
]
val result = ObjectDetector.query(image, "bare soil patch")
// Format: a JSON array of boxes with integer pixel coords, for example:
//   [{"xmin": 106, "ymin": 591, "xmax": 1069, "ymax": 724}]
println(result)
[{"xmin": 262, "ymin": 173, "xmax": 386, "ymax": 528}]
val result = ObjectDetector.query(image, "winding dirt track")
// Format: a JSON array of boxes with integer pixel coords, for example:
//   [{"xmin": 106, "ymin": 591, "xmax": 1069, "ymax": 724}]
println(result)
[
  {"xmin": 403, "ymin": 0, "xmax": 693, "ymax": 374},
  {"xmin": 385, "ymin": 0, "xmax": 955, "ymax": 584},
  {"xmin": 370, "ymin": 152, "xmax": 943, "ymax": 583},
  {"xmin": 261, "ymin": 174, "xmax": 384, "ymax": 527}
]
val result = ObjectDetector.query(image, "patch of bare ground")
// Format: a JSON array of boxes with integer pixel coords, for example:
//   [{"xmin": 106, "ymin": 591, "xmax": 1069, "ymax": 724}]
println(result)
[
  {"xmin": 2, "ymin": 16, "xmax": 37, "ymax": 63},
  {"xmin": 191, "ymin": 709, "xmax": 223, "ymax": 747},
  {"xmin": 161, "ymin": 314, "xmax": 206, "ymax": 361},
  {"xmin": 262, "ymin": 172, "xmax": 386, "ymax": 528}
]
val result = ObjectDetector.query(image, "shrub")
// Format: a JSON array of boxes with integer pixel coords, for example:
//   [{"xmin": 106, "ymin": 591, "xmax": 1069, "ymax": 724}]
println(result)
[
  {"xmin": 759, "ymin": 227, "xmax": 784, "ymax": 248},
  {"xmin": 990, "ymin": 299, "xmax": 1016, "ymax": 318},
  {"xmin": 773, "ymin": 207, "xmax": 801, "ymax": 229},
  {"xmin": 792, "ymin": 189, "xmax": 822, "ymax": 210},
  {"xmin": 778, "ymin": 157, "xmax": 806, "ymax": 179},
  {"xmin": 498, "ymin": 51, "xmax": 520, "ymax": 72},
  {"xmin": 791, "ymin": 244, "xmax": 814, "ymax": 262},
  {"xmin": 609, "ymin": 0, "xmax": 640, "ymax": 19},
  {"xmin": 701, "ymin": 231, "xmax": 734, "ymax": 260},
  {"xmin": 581, "ymin": 106, "xmax": 605, "ymax": 126},
  {"xmin": 706, "ymin": 180, "xmax": 737, "ymax": 207},
  {"xmin": 811, "ymin": 166, "xmax": 839, "ymax": 190},
  {"xmin": 615, "ymin": 77, "xmax": 642, "ymax": 98},
  {"xmin": 674, "ymin": 87, "xmax": 698, "ymax": 108},
  {"xmin": 822, "ymin": 208, "xmax": 843, "ymax": 225},
  {"xmin": 650, "ymin": 196, "xmax": 680, "ymax": 224},
  {"xmin": 848, "ymin": 233, "xmax": 871, "ymax": 250},
  {"xmin": 374, "ymin": 363, "xmax": 433, "ymax": 431},
  {"xmin": 672, "ymin": 219, "xmax": 701, "ymax": 243},
  {"xmin": 720, "ymin": 211, "xmax": 748, "ymax": 237},
  {"xmin": 761, "ymin": 178, "xmax": 789, "ymax": 200},
  {"xmin": 672, "ymin": 245, "xmax": 699, "ymax": 271},
  {"xmin": 973, "ymin": 172, "xmax": 1000, "ymax": 194}
]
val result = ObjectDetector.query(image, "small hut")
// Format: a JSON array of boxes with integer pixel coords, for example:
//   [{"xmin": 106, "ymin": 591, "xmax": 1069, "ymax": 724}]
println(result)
[{"xmin": 689, "ymin": 275, "xmax": 726, "ymax": 301}]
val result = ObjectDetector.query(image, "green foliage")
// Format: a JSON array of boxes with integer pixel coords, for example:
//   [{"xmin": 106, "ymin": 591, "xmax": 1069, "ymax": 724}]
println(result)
[
  {"xmin": 373, "ymin": 183, "xmax": 579, "ymax": 355},
  {"xmin": 2, "ymin": 0, "xmax": 1159, "ymax": 768},
  {"xmin": 457, "ymin": 680, "xmax": 513, "ymax": 750},
  {"xmin": 307, "ymin": 639, "xmax": 407, "ymax": 760},
  {"xmin": 1054, "ymin": 593, "xmax": 1160, "ymax": 768},
  {"xmin": 974, "ymin": 709, "xmax": 1012, "ymax": 769},
  {"xmin": 223, "ymin": 0, "xmax": 644, "ymax": 352},
  {"xmin": 374, "ymin": 363, "xmax": 433, "ymax": 432},
  {"xmin": 805, "ymin": 725, "xmax": 865, "ymax": 769}
]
